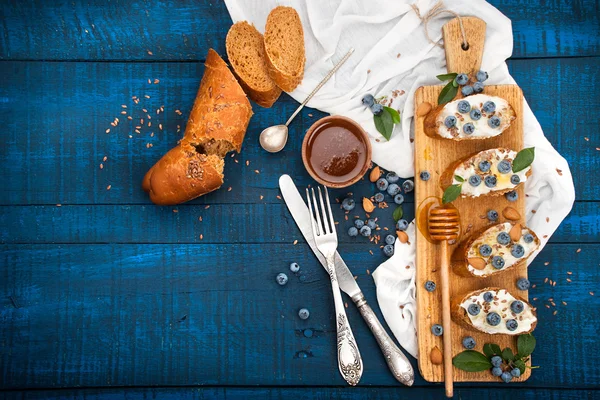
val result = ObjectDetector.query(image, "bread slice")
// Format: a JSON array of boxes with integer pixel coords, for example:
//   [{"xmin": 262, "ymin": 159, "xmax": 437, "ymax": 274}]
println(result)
[
  {"xmin": 451, "ymin": 287, "xmax": 537, "ymax": 335},
  {"xmin": 226, "ymin": 22, "xmax": 281, "ymax": 108},
  {"xmin": 264, "ymin": 6, "xmax": 305, "ymax": 92}
]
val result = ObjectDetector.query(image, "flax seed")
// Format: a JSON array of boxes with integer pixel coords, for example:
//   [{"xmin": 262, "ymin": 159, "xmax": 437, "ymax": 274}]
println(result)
[
  {"xmin": 121, "ymin": 111, "xmax": 127, "ymax": 115},
  {"xmin": 143, "ymin": 109, "xmax": 148, "ymax": 113},
  {"xmin": 567, "ymin": 271, "xmax": 572, "ymax": 275},
  {"xmin": 227, "ymin": 187, "xmax": 232, "ymax": 192},
  {"xmin": 246, "ymin": 161, "xmax": 250, "ymax": 166},
  {"xmin": 105, "ymin": 129, "xmax": 110, "ymax": 133},
  {"xmin": 260, "ymin": 195, "xmax": 264, "ymax": 200},
  {"xmin": 100, "ymin": 163, "xmax": 104, "ymax": 169},
  {"xmin": 254, "ymin": 170, "xmax": 260, "ymax": 174},
  {"xmin": 148, "ymin": 79, "xmax": 152, "ymax": 84},
  {"xmin": 576, "ymin": 248, "xmax": 581, "ymax": 253},
  {"xmin": 276, "ymin": 195, "xmax": 281, "ymax": 200},
  {"xmin": 566, "ymin": 278, "xmax": 572, "ymax": 282},
  {"xmin": 200, "ymin": 234, "xmax": 203, "ymax": 240},
  {"xmin": 127, "ymin": 116, "xmax": 133, "ymax": 120},
  {"xmin": 172, "ymin": 209, "xmax": 178, "ymax": 213},
  {"xmin": 591, "ymin": 292, "xmax": 595, "ymax": 296},
  {"xmin": 106, "ymin": 185, "xmax": 111, "ymax": 190},
  {"xmin": 159, "ymin": 124, "xmax": 163, "ymax": 130},
  {"xmin": 205, "ymin": 205, "xmax": 210, "ymax": 209},
  {"xmin": 553, "ymin": 310, "xmax": 557, "ymax": 315},
  {"xmin": 147, "ymin": 51, "xmax": 153, "ymax": 56},
  {"xmin": 154, "ymin": 79, "xmax": 159, "ymax": 84},
  {"xmin": 145, "ymin": 95, "xmax": 150, "ymax": 99},
  {"xmin": 293, "ymin": 240, "xmax": 298, "ymax": 245},
  {"xmin": 198, "ymin": 216, "xmax": 203, "ymax": 222}
]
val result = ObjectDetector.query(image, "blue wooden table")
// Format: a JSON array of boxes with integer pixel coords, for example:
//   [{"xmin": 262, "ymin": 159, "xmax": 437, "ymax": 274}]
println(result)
[{"xmin": 0, "ymin": 1, "xmax": 598, "ymax": 398}]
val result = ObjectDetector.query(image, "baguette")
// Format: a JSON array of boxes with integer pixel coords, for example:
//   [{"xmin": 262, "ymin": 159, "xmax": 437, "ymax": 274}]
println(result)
[{"xmin": 451, "ymin": 287, "xmax": 537, "ymax": 335}]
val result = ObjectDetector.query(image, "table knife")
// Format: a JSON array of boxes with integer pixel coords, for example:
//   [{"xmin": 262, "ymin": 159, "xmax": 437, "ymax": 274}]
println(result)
[{"xmin": 279, "ymin": 174, "xmax": 414, "ymax": 386}]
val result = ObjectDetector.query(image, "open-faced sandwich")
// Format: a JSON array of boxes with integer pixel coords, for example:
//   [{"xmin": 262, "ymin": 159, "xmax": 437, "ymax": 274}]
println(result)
[
  {"xmin": 451, "ymin": 287, "xmax": 537, "ymax": 335},
  {"xmin": 453, "ymin": 222, "xmax": 540, "ymax": 277},
  {"xmin": 441, "ymin": 148, "xmax": 531, "ymax": 198}
]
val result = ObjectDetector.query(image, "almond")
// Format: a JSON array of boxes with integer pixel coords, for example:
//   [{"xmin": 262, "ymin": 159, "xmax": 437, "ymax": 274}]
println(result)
[
  {"xmin": 509, "ymin": 223, "xmax": 522, "ymax": 241},
  {"xmin": 363, "ymin": 197, "xmax": 375, "ymax": 213},
  {"xmin": 397, "ymin": 230, "xmax": 409, "ymax": 243},
  {"xmin": 503, "ymin": 206, "xmax": 521, "ymax": 221},
  {"xmin": 417, "ymin": 102, "xmax": 432, "ymax": 117},
  {"xmin": 430, "ymin": 346, "xmax": 443, "ymax": 365},
  {"xmin": 468, "ymin": 257, "xmax": 487, "ymax": 270},
  {"xmin": 369, "ymin": 166, "xmax": 381, "ymax": 182}
]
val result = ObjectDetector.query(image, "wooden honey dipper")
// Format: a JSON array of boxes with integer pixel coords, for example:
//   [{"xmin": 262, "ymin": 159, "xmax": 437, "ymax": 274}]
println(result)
[{"xmin": 428, "ymin": 206, "xmax": 460, "ymax": 398}]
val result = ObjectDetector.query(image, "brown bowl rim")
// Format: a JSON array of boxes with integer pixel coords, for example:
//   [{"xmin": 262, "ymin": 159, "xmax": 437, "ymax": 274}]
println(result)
[{"xmin": 301, "ymin": 115, "xmax": 372, "ymax": 189}]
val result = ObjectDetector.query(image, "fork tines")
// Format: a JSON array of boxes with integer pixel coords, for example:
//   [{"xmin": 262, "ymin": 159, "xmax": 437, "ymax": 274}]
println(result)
[{"xmin": 305, "ymin": 186, "xmax": 336, "ymax": 238}]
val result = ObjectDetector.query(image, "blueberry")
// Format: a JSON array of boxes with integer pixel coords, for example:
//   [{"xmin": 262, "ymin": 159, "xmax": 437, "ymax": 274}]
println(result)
[
  {"xmin": 424, "ymin": 280, "xmax": 436, "ymax": 292},
  {"xmin": 501, "ymin": 371, "xmax": 513, "ymax": 383},
  {"xmin": 470, "ymin": 108, "xmax": 482, "ymax": 121},
  {"xmin": 506, "ymin": 319, "xmax": 518, "ymax": 331},
  {"xmin": 468, "ymin": 175, "xmax": 482, "ymax": 187},
  {"xmin": 348, "ymin": 226, "xmax": 358, "ymax": 237},
  {"xmin": 457, "ymin": 100, "xmax": 471, "ymax": 113},
  {"xmin": 492, "ymin": 367, "xmax": 503, "ymax": 377},
  {"xmin": 468, "ymin": 303, "xmax": 481, "ymax": 316},
  {"xmin": 396, "ymin": 219, "xmax": 409, "ymax": 231},
  {"xmin": 479, "ymin": 244, "xmax": 493, "ymax": 257},
  {"xmin": 362, "ymin": 94, "xmax": 375, "ymax": 107},
  {"xmin": 463, "ymin": 122, "xmax": 475, "ymax": 135},
  {"xmin": 456, "ymin": 73, "xmax": 469, "ymax": 85},
  {"xmin": 360, "ymin": 225, "xmax": 371, "ymax": 237},
  {"xmin": 431, "ymin": 324, "xmax": 443, "ymax": 336},
  {"xmin": 510, "ymin": 174, "xmax": 521, "ymax": 185},
  {"xmin": 511, "ymin": 368, "xmax": 521, "ymax": 378},
  {"xmin": 511, "ymin": 244, "xmax": 525, "ymax": 258},
  {"xmin": 420, "ymin": 171, "xmax": 431, "ymax": 181},
  {"xmin": 485, "ymin": 175, "xmax": 497, "ymax": 188},
  {"xmin": 479, "ymin": 160, "xmax": 491, "ymax": 172},
  {"xmin": 387, "ymin": 183, "xmax": 400, "ymax": 196},
  {"xmin": 402, "ymin": 180, "xmax": 415, "ymax": 193},
  {"xmin": 510, "ymin": 300, "xmax": 524, "ymax": 314},
  {"xmin": 298, "ymin": 308, "xmax": 310, "ymax": 320},
  {"xmin": 394, "ymin": 194, "xmax": 405, "ymax": 205},
  {"xmin": 473, "ymin": 81, "xmax": 484, "ymax": 93},
  {"xmin": 461, "ymin": 85, "xmax": 474, "ymax": 96},
  {"xmin": 516, "ymin": 278, "xmax": 530, "ymax": 290},
  {"xmin": 497, "ymin": 160, "xmax": 512, "ymax": 174},
  {"xmin": 342, "ymin": 198, "xmax": 355, "ymax": 211},
  {"xmin": 354, "ymin": 219, "xmax": 365, "ymax": 229},
  {"xmin": 276, "ymin": 273, "xmax": 288, "ymax": 286},
  {"xmin": 492, "ymin": 256, "xmax": 505, "ymax": 269},
  {"xmin": 385, "ymin": 234, "xmax": 396, "ymax": 245},
  {"xmin": 376, "ymin": 178, "xmax": 389, "ymax": 191},
  {"xmin": 523, "ymin": 233, "xmax": 534, "ymax": 243},
  {"xmin": 488, "ymin": 115, "xmax": 501, "ymax": 128},
  {"xmin": 476, "ymin": 70, "xmax": 488, "ymax": 82},
  {"xmin": 491, "ymin": 356, "xmax": 503, "ymax": 367},
  {"xmin": 386, "ymin": 172, "xmax": 400, "ymax": 183},
  {"xmin": 444, "ymin": 116, "xmax": 457, "ymax": 128},
  {"xmin": 487, "ymin": 209, "xmax": 499, "ymax": 221},
  {"xmin": 290, "ymin": 262, "xmax": 300, "ymax": 273},
  {"xmin": 367, "ymin": 219, "xmax": 377, "ymax": 229},
  {"xmin": 462, "ymin": 336, "xmax": 476, "ymax": 349},
  {"xmin": 483, "ymin": 292, "xmax": 494, "ymax": 302},
  {"xmin": 486, "ymin": 312, "xmax": 501, "ymax": 326},
  {"xmin": 497, "ymin": 232, "xmax": 511, "ymax": 245},
  {"xmin": 383, "ymin": 244, "xmax": 394, "ymax": 257},
  {"xmin": 373, "ymin": 192, "xmax": 385, "ymax": 203},
  {"xmin": 371, "ymin": 103, "xmax": 384, "ymax": 116},
  {"xmin": 505, "ymin": 191, "xmax": 518, "ymax": 202},
  {"xmin": 482, "ymin": 101, "xmax": 496, "ymax": 113}
]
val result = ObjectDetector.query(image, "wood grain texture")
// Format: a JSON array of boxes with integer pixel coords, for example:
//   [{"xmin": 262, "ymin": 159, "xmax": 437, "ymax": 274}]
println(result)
[
  {"xmin": 442, "ymin": 17, "xmax": 486, "ymax": 74},
  {"xmin": 0, "ymin": 0, "xmax": 597, "ymax": 60},
  {"xmin": 1, "ymin": 243, "xmax": 599, "ymax": 388}
]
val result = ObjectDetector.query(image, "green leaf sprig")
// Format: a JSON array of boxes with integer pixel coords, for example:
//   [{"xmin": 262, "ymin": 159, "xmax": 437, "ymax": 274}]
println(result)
[
  {"xmin": 374, "ymin": 105, "xmax": 401, "ymax": 141},
  {"xmin": 442, "ymin": 175, "xmax": 464, "ymax": 204},
  {"xmin": 437, "ymin": 73, "xmax": 459, "ymax": 105},
  {"xmin": 392, "ymin": 205, "xmax": 404, "ymax": 222},
  {"xmin": 512, "ymin": 147, "xmax": 535, "ymax": 172}
]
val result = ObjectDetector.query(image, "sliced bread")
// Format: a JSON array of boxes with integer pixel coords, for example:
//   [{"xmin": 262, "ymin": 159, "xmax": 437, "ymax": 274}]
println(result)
[
  {"xmin": 226, "ymin": 21, "xmax": 281, "ymax": 108},
  {"xmin": 264, "ymin": 6, "xmax": 305, "ymax": 92}
]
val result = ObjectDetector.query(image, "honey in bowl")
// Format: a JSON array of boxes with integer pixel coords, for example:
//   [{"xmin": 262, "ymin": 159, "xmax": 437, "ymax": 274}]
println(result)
[{"xmin": 302, "ymin": 116, "xmax": 372, "ymax": 188}]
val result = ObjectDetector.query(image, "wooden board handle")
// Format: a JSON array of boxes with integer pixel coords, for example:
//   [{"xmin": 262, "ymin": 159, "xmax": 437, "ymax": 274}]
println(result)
[
  {"xmin": 442, "ymin": 16, "xmax": 486, "ymax": 75},
  {"xmin": 441, "ymin": 241, "xmax": 453, "ymax": 397}
]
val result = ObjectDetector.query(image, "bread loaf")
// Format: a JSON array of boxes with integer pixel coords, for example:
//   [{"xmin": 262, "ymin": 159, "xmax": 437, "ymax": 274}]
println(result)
[
  {"xmin": 226, "ymin": 21, "xmax": 281, "ymax": 108},
  {"xmin": 142, "ymin": 49, "xmax": 252, "ymax": 205}
]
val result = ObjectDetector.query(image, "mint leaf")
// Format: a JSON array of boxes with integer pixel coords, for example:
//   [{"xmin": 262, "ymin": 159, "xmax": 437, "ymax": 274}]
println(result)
[
  {"xmin": 374, "ymin": 108, "xmax": 395, "ymax": 141},
  {"xmin": 491, "ymin": 344, "xmax": 503, "ymax": 357},
  {"xmin": 454, "ymin": 175, "xmax": 465, "ymax": 183},
  {"xmin": 517, "ymin": 334, "xmax": 536, "ymax": 357},
  {"xmin": 438, "ymin": 80, "xmax": 458, "ymax": 105},
  {"xmin": 392, "ymin": 205, "xmax": 404, "ymax": 222},
  {"xmin": 502, "ymin": 347, "xmax": 515, "ymax": 362},
  {"xmin": 442, "ymin": 184, "xmax": 462, "ymax": 204},
  {"xmin": 452, "ymin": 350, "xmax": 492, "ymax": 372},
  {"xmin": 436, "ymin": 73, "xmax": 458, "ymax": 82},
  {"xmin": 512, "ymin": 147, "xmax": 535, "ymax": 172},
  {"xmin": 483, "ymin": 343, "xmax": 495, "ymax": 358},
  {"xmin": 384, "ymin": 106, "xmax": 401, "ymax": 124},
  {"xmin": 514, "ymin": 359, "xmax": 526, "ymax": 372}
]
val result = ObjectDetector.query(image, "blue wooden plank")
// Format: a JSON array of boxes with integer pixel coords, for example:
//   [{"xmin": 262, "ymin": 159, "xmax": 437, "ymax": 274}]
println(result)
[
  {"xmin": 0, "ymin": 57, "xmax": 596, "ymax": 205},
  {"xmin": 0, "ymin": 0, "xmax": 597, "ymax": 60},
  {"xmin": 1, "ymin": 243, "xmax": 599, "ymax": 388},
  {"xmin": 0, "ymin": 201, "xmax": 597, "ymax": 244}
]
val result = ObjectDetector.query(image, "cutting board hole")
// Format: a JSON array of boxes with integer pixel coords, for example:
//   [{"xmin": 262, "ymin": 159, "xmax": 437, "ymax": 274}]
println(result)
[{"xmin": 461, "ymin": 42, "xmax": 470, "ymax": 51}]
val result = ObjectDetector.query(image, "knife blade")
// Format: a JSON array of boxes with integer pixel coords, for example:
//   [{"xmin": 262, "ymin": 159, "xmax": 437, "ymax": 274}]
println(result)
[{"xmin": 278, "ymin": 174, "xmax": 414, "ymax": 386}]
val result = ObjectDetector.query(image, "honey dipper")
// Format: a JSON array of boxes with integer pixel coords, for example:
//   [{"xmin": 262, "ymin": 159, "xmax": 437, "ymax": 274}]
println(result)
[{"xmin": 428, "ymin": 206, "xmax": 460, "ymax": 398}]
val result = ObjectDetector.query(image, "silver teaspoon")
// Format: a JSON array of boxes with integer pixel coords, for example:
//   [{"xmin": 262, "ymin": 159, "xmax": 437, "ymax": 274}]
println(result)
[{"xmin": 259, "ymin": 48, "xmax": 355, "ymax": 153}]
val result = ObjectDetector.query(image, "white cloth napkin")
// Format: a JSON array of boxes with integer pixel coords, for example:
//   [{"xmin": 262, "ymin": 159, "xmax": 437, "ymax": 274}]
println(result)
[{"xmin": 224, "ymin": 0, "xmax": 575, "ymax": 359}]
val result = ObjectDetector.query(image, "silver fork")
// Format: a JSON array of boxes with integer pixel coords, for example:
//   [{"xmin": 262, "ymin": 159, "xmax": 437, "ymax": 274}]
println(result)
[{"xmin": 306, "ymin": 186, "xmax": 363, "ymax": 386}]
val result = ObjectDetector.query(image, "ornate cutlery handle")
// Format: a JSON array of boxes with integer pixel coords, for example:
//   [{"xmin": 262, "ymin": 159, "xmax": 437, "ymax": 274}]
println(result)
[
  {"xmin": 352, "ymin": 293, "xmax": 415, "ymax": 386},
  {"xmin": 327, "ymin": 258, "xmax": 363, "ymax": 386}
]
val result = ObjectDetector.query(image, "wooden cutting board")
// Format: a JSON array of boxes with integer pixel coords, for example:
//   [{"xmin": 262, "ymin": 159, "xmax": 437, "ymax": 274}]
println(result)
[{"xmin": 414, "ymin": 17, "xmax": 531, "ymax": 382}]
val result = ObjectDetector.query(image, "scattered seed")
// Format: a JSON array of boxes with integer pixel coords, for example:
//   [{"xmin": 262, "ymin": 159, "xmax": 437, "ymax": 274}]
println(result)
[
  {"xmin": 105, "ymin": 128, "xmax": 110, "ymax": 134},
  {"xmin": 584, "ymin": 137, "xmax": 589, "ymax": 141},
  {"xmin": 254, "ymin": 170, "xmax": 260, "ymax": 174},
  {"xmin": 567, "ymin": 271, "xmax": 572, "ymax": 275},
  {"xmin": 148, "ymin": 79, "xmax": 152, "ymax": 84},
  {"xmin": 159, "ymin": 124, "xmax": 163, "ymax": 130},
  {"xmin": 200, "ymin": 234, "xmax": 203, "ymax": 240},
  {"xmin": 127, "ymin": 116, "xmax": 133, "ymax": 120},
  {"xmin": 172, "ymin": 209, "xmax": 178, "ymax": 213},
  {"xmin": 293, "ymin": 240, "xmax": 298, "ymax": 245},
  {"xmin": 576, "ymin": 248, "xmax": 581, "ymax": 253},
  {"xmin": 145, "ymin": 95, "xmax": 150, "ymax": 99},
  {"xmin": 147, "ymin": 50, "xmax": 153, "ymax": 55},
  {"xmin": 106, "ymin": 185, "xmax": 111, "ymax": 190},
  {"xmin": 276, "ymin": 195, "xmax": 281, "ymax": 200},
  {"xmin": 591, "ymin": 292, "xmax": 595, "ymax": 296},
  {"xmin": 544, "ymin": 278, "xmax": 548, "ymax": 283},
  {"xmin": 260, "ymin": 195, "xmax": 264, "ymax": 200},
  {"xmin": 100, "ymin": 163, "xmax": 104, "ymax": 169},
  {"xmin": 121, "ymin": 111, "xmax": 127, "ymax": 115},
  {"xmin": 246, "ymin": 160, "xmax": 250, "ymax": 166},
  {"xmin": 198, "ymin": 216, "xmax": 203, "ymax": 222},
  {"xmin": 544, "ymin": 262, "xmax": 550, "ymax": 266},
  {"xmin": 562, "ymin": 301, "xmax": 567, "ymax": 306},
  {"xmin": 205, "ymin": 205, "xmax": 210, "ymax": 209},
  {"xmin": 154, "ymin": 79, "xmax": 159, "ymax": 84},
  {"xmin": 56, "ymin": 204, "xmax": 62, "ymax": 207},
  {"xmin": 369, "ymin": 250, "xmax": 373, "ymax": 255},
  {"xmin": 227, "ymin": 187, "xmax": 232, "ymax": 192},
  {"xmin": 553, "ymin": 310, "xmax": 557, "ymax": 315},
  {"xmin": 566, "ymin": 278, "xmax": 572, "ymax": 282}
]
